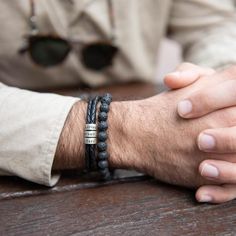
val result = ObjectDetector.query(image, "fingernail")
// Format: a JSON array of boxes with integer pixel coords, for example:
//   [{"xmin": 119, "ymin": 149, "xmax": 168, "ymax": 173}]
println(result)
[
  {"xmin": 178, "ymin": 100, "xmax": 192, "ymax": 117},
  {"xmin": 198, "ymin": 194, "xmax": 213, "ymax": 203},
  {"xmin": 166, "ymin": 71, "xmax": 180, "ymax": 79},
  {"xmin": 201, "ymin": 163, "xmax": 219, "ymax": 178},
  {"xmin": 198, "ymin": 134, "xmax": 216, "ymax": 150}
]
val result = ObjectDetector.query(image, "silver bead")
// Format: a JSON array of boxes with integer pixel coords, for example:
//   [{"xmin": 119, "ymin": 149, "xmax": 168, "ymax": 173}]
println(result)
[
  {"xmin": 84, "ymin": 131, "xmax": 97, "ymax": 138},
  {"xmin": 84, "ymin": 137, "xmax": 97, "ymax": 145},
  {"xmin": 85, "ymin": 124, "xmax": 97, "ymax": 131}
]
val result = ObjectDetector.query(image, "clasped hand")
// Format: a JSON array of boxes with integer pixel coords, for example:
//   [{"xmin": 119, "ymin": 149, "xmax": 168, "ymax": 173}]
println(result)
[{"xmin": 165, "ymin": 63, "xmax": 236, "ymax": 203}]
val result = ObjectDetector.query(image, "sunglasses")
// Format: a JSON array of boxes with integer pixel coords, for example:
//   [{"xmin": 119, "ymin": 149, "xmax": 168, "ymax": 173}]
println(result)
[{"xmin": 18, "ymin": 0, "xmax": 118, "ymax": 71}]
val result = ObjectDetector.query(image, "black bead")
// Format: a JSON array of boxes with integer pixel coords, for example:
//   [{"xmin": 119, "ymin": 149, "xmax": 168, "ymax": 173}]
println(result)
[
  {"xmin": 100, "ymin": 167, "xmax": 109, "ymax": 175},
  {"xmin": 98, "ymin": 160, "xmax": 108, "ymax": 169},
  {"xmin": 98, "ymin": 112, "xmax": 108, "ymax": 122},
  {"xmin": 98, "ymin": 121, "xmax": 108, "ymax": 131},
  {"xmin": 103, "ymin": 171, "xmax": 112, "ymax": 181},
  {"xmin": 97, "ymin": 142, "xmax": 107, "ymax": 151},
  {"xmin": 99, "ymin": 168, "xmax": 112, "ymax": 181},
  {"xmin": 98, "ymin": 132, "xmax": 107, "ymax": 142},
  {"xmin": 98, "ymin": 151, "xmax": 109, "ymax": 160},
  {"xmin": 100, "ymin": 103, "xmax": 109, "ymax": 113},
  {"xmin": 101, "ymin": 94, "xmax": 112, "ymax": 105},
  {"xmin": 104, "ymin": 93, "xmax": 112, "ymax": 100}
]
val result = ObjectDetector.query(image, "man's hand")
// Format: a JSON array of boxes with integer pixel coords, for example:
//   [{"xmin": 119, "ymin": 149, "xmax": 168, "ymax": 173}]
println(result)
[
  {"xmin": 126, "ymin": 89, "xmax": 236, "ymax": 188},
  {"xmin": 165, "ymin": 63, "xmax": 236, "ymax": 203},
  {"xmin": 54, "ymin": 76, "xmax": 236, "ymax": 196}
]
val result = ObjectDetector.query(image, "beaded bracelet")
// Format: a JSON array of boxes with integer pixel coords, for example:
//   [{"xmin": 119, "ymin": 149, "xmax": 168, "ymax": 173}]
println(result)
[{"xmin": 97, "ymin": 93, "xmax": 112, "ymax": 180}]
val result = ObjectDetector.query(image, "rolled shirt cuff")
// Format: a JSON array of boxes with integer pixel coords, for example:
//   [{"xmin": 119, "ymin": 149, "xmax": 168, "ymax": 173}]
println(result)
[{"xmin": 0, "ymin": 84, "xmax": 80, "ymax": 186}]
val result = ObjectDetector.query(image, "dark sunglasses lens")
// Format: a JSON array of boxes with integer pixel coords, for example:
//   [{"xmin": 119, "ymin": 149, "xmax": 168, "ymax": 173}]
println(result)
[
  {"xmin": 30, "ymin": 37, "xmax": 71, "ymax": 67},
  {"xmin": 81, "ymin": 43, "xmax": 118, "ymax": 71}
]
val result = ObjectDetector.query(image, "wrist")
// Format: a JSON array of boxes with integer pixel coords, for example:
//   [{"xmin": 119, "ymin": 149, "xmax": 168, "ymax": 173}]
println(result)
[
  {"xmin": 53, "ymin": 100, "xmax": 87, "ymax": 170},
  {"xmin": 53, "ymin": 97, "xmax": 165, "ymax": 176},
  {"xmin": 53, "ymin": 98, "xmax": 133, "ymax": 171},
  {"xmin": 108, "ymin": 99, "xmax": 163, "ymax": 173},
  {"xmin": 107, "ymin": 100, "xmax": 133, "ymax": 169}
]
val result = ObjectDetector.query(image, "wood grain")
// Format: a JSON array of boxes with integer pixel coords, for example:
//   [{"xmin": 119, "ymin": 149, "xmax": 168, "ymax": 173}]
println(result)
[
  {"xmin": 1, "ymin": 180, "xmax": 236, "ymax": 236},
  {"xmin": 0, "ymin": 170, "xmax": 147, "ymax": 201}
]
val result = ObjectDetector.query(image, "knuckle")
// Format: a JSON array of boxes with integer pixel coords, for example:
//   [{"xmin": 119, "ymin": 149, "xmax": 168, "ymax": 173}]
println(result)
[
  {"xmin": 222, "ymin": 185, "xmax": 236, "ymax": 200},
  {"xmin": 219, "ymin": 107, "xmax": 236, "ymax": 127},
  {"xmin": 219, "ymin": 195, "xmax": 231, "ymax": 203},
  {"xmin": 194, "ymin": 93, "xmax": 213, "ymax": 112},
  {"xmin": 225, "ymin": 166, "xmax": 236, "ymax": 183},
  {"xmin": 219, "ymin": 134, "xmax": 236, "ymax": 152}
]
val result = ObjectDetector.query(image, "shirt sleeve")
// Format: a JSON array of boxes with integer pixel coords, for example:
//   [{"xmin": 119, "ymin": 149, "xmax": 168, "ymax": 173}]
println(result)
[
  {"xmin": 0, "ymin": 82, "xmax": 80, "ymax": 186},
  {"xmin": 168, "ymin": 0, "xmax": 236, "ymax": 69}
]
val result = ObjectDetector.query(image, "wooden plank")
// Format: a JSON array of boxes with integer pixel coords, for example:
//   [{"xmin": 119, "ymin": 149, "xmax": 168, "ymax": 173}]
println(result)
[
  {"xmin": 0, "ymin": 170, "xmax": 146, "ymax": 200},
  {"xmin": 1, "ymin": 180, "xmax": 236, "ymax": 236},
  {"xmin": 54, "ymin": 82, "xmax": 165, "ymax": 100}
]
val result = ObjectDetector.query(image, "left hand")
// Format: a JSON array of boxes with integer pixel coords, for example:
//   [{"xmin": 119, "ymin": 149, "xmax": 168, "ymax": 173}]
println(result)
[{"xmin": 164, "ymin": 63, "xmax": 236, "ymax": 203}]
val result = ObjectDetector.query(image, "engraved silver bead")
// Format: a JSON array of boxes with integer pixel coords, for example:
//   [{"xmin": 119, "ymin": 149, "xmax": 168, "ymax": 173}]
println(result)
[
  {"xmin": 84, "ymin": 131, "xmax": 97, "ymax": 138},
  {"xmin": 85, "ymin": 124, "xmax": 97, "ymax": 131},
  {"xmin": 84, "ymin": 137, "xmax": 97, "ymax": 145}
]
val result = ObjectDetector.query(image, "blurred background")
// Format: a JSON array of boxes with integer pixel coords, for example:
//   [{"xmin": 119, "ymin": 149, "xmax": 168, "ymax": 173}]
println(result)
[{"xmin": 155, "ymin": 38, "xmax": 182, "ymax": 84}]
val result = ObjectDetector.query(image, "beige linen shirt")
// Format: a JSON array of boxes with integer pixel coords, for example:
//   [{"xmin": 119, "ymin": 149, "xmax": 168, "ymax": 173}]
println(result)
[{"xmin": 0, "ymin": 0, "xmax": 236, "ymax": 186}]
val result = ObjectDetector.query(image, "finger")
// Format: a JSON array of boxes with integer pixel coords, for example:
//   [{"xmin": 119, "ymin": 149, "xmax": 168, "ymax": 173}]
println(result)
[
  {"xmin": 196, "ymin": 184, "xmax": 236, "ymax": 203},
  {"xmin": 198, "ymin": 127, "xmax": 236, "ymax": 153},
  {"xmin": 199, "ymin": 160, "xmax": 236, "ymax": 184},
  {"xmin": 178, "ymin": 79, "xmax": 236, "ymax": 118},
  {"xmin": 164, "ymin": 62, "xmax": 215, "ymax": 89}
]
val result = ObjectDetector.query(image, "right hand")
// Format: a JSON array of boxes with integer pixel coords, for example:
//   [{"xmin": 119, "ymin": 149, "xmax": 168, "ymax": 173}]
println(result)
[
  {"xmin": 110, "ymin": 74, "xmax": 236, "ymax": 189},
  {"xmin": 163, "ymin": 63, "xmax": 236, "ymax": 203}
]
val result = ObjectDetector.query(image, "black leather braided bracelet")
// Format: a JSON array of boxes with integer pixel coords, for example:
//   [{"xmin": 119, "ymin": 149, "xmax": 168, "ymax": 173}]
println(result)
[
  {"xmin": 88, "ymin": 96, "xmax": 101, "ymax": 171},
  {"xmin": 85, "ymin": 96, "xmax": 101, "ymax": 172},
  {"xmin": 97, "ymin": 93, "xmax": 112, "ymax": 180},
  {"xmin": 85, "ymin": 98, "xmax": 94, "ymax": 171}
]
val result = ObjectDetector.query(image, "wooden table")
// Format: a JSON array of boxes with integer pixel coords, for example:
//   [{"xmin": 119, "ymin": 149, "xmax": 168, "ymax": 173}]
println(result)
[{"xmin": 1, "ymin": 82, "xmax": 236, "ymax": 236}]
